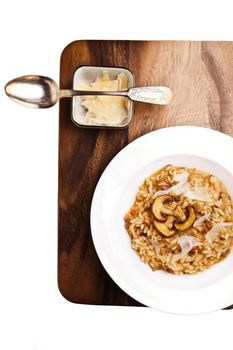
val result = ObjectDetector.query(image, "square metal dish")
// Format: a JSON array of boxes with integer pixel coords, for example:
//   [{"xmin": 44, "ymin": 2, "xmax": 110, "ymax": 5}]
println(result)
[{"xmin": 72, "ymin": 66, "xmax": 135, "ymax": 128}]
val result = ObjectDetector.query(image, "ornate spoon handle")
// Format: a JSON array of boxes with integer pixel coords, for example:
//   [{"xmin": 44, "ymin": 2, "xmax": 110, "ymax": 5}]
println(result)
[{"xmin": 128, "ymin": 86, "xmax": 173, "ymax": 105}]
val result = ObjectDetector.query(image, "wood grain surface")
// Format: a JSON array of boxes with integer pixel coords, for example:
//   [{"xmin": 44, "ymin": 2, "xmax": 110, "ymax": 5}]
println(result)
[{"xmin": 58, "ymin": 40, "xmax": 233, "ymax": 308}]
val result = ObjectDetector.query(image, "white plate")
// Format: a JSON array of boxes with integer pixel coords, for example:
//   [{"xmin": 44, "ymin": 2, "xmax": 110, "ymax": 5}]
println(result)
[{"xmin": 90, "ymin": 126, "xmax": 233, "ymax": 314}]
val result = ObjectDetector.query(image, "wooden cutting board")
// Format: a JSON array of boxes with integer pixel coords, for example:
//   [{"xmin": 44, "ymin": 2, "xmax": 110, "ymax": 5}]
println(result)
[{"xmin": 58, "ymin": 40, "xmax": 233, "ymax": 308}]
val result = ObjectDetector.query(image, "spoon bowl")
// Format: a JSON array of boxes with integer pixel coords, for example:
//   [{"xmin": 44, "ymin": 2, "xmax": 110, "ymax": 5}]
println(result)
[{"xmin": 5, "ymin": 75, "xmax": 59, "ymax": 108}]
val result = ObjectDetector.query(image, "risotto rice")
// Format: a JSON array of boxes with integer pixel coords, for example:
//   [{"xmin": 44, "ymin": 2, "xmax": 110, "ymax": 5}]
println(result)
[{"xmin": 124, "ymin": 165, "xmax": 233, "ymax": 274}]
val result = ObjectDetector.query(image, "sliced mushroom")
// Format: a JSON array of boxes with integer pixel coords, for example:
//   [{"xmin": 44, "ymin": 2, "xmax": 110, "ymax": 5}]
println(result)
[
  {"xmin": 152, "ymin": 195, "xmax": 176, "ymax": 222},
  {"xmin": 154, "ymin": 220, "xmax": 175, "ymax": 237},
  {"xmin": 174, "ymin": 207, "xmax": 196, "ymax": 231},
  {"xmin": 165, "ymin": 215, "xmax": 175, "ymax": 229},
  {"xmin": 173, "ymin": 205, "xmax": 186, "ymax": 222},
  {"xmin": 162, "ymin": 198, "xmax": 177, "ymax": 215}
]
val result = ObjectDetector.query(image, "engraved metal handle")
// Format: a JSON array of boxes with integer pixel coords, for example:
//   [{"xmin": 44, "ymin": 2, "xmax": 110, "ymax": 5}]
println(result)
[{"xmin": 128, "ymin": 86, "xmax": 173, "ymax": 105}]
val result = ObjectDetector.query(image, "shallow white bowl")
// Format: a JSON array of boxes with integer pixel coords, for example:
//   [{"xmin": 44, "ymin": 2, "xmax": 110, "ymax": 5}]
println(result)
[
  {"xmin": 90, "ymin": 126, "xmax": 233, "ymax": 314},
  {"xmin": 72, "ymin": 66, "xmax": 134, "ymax": 128}
]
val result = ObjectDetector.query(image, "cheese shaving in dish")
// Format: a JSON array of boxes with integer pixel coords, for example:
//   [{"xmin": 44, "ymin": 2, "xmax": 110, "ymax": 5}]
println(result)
[
  {"xmin": 151, "ymin": 237, "xmax": 161, "ymax": 255},
  {"xmin": 78, "ymin": 71, "xmax": 129, "ymax": 126},
  {"xmin": 184, "ymin": 188, "xmax": 212, "ymax": 202},
  {"xmin": 193, "ymin": 214, "xmax": 211, "ymax": 227},
  {"xmin": 172, "ymin": 235, "xmax": 200, "ymax": 262},
  {"xmin": 154, "ymin": 172, "xmax": 189, "ymax": 198},
  {"xmin": 154, "ymin": 171, "xmax": 212, "ymax": 202},
  {"xmin": 205, "ymin": 223, "xmax": 233, "ymax": 245}
]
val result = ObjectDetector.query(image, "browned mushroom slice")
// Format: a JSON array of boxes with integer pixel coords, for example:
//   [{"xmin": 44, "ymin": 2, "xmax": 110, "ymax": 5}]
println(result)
[
  {"xmin": 152, "ymin": 195, "xmax": 176, "ymax": 222},
  {"xmin": 174, "ymin": 207, "xmax": 196, "ymax": 231},
  {"xmin": 173, "ymin": 205, "xmax": 186, "ymax": 222},
  {"xmin": 154, "ymin": 220, "xmax": 175, "ymax": 237},
  {"xmin": 165, "ymin": 215, "xmax": 175, "ymax": 229}
]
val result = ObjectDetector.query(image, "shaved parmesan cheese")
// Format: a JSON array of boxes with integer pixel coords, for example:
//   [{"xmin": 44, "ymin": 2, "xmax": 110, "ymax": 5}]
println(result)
[
  {"xmin": 154, "ymin": 172, "xmax": 212, "ymax": 202},
  {"xmin": 169, "ymin": 172, "xmax": 189, "ymax": 195},
  {"xmin": 79, "ymin": 71, "xmax": 129, "ymax": 126},
  {"xmin": 154, "ymin": 172, "xmax": 189, "ymax": 198},
  {"xmin": 172, "ymin": 235, "xmax": 200, "ymax": 263},
  {"xmin": 173, "ymin": 173, "xmax": 189, "ymax": 182},
  {"xmin": 184, "ymin": 188, "xmax": 212, "ymax": 202},
  {"xmin": 154, "ymin": 190, "xmax": 169, "ymax": 198},
  {"xmin": 205, "ymin": 223, "xmax": 233, "ymax": 245},
  {"xmin": 151, "ymin": 237, "xmax": 161, "ymax": 255},
  {"xmin": 193, "ymin": 214, "xmax": 211, "ymax": 227}
]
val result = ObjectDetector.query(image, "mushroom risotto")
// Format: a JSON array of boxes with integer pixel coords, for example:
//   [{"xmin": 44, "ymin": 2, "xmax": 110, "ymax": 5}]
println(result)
[{"xmin": 124, "ymin": 165, "xmax": 233, "ymax": 274}]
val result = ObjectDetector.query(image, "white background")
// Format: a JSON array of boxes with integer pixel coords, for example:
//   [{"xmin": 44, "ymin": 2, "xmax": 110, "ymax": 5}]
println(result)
[{"xmin": 1, "ymin": 1, "xmax": 233, "ymax": 349}]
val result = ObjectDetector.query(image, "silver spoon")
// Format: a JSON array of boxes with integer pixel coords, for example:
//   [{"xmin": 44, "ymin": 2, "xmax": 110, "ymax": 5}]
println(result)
[{"xmin": 5, "ymin": 75, "xmax": 172, "ymax": 108}]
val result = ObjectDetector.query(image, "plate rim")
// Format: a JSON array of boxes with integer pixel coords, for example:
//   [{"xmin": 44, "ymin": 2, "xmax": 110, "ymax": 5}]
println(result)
[{"xmin": 90, "ymin": 126, "xmax": 233, "ymax": 314}]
